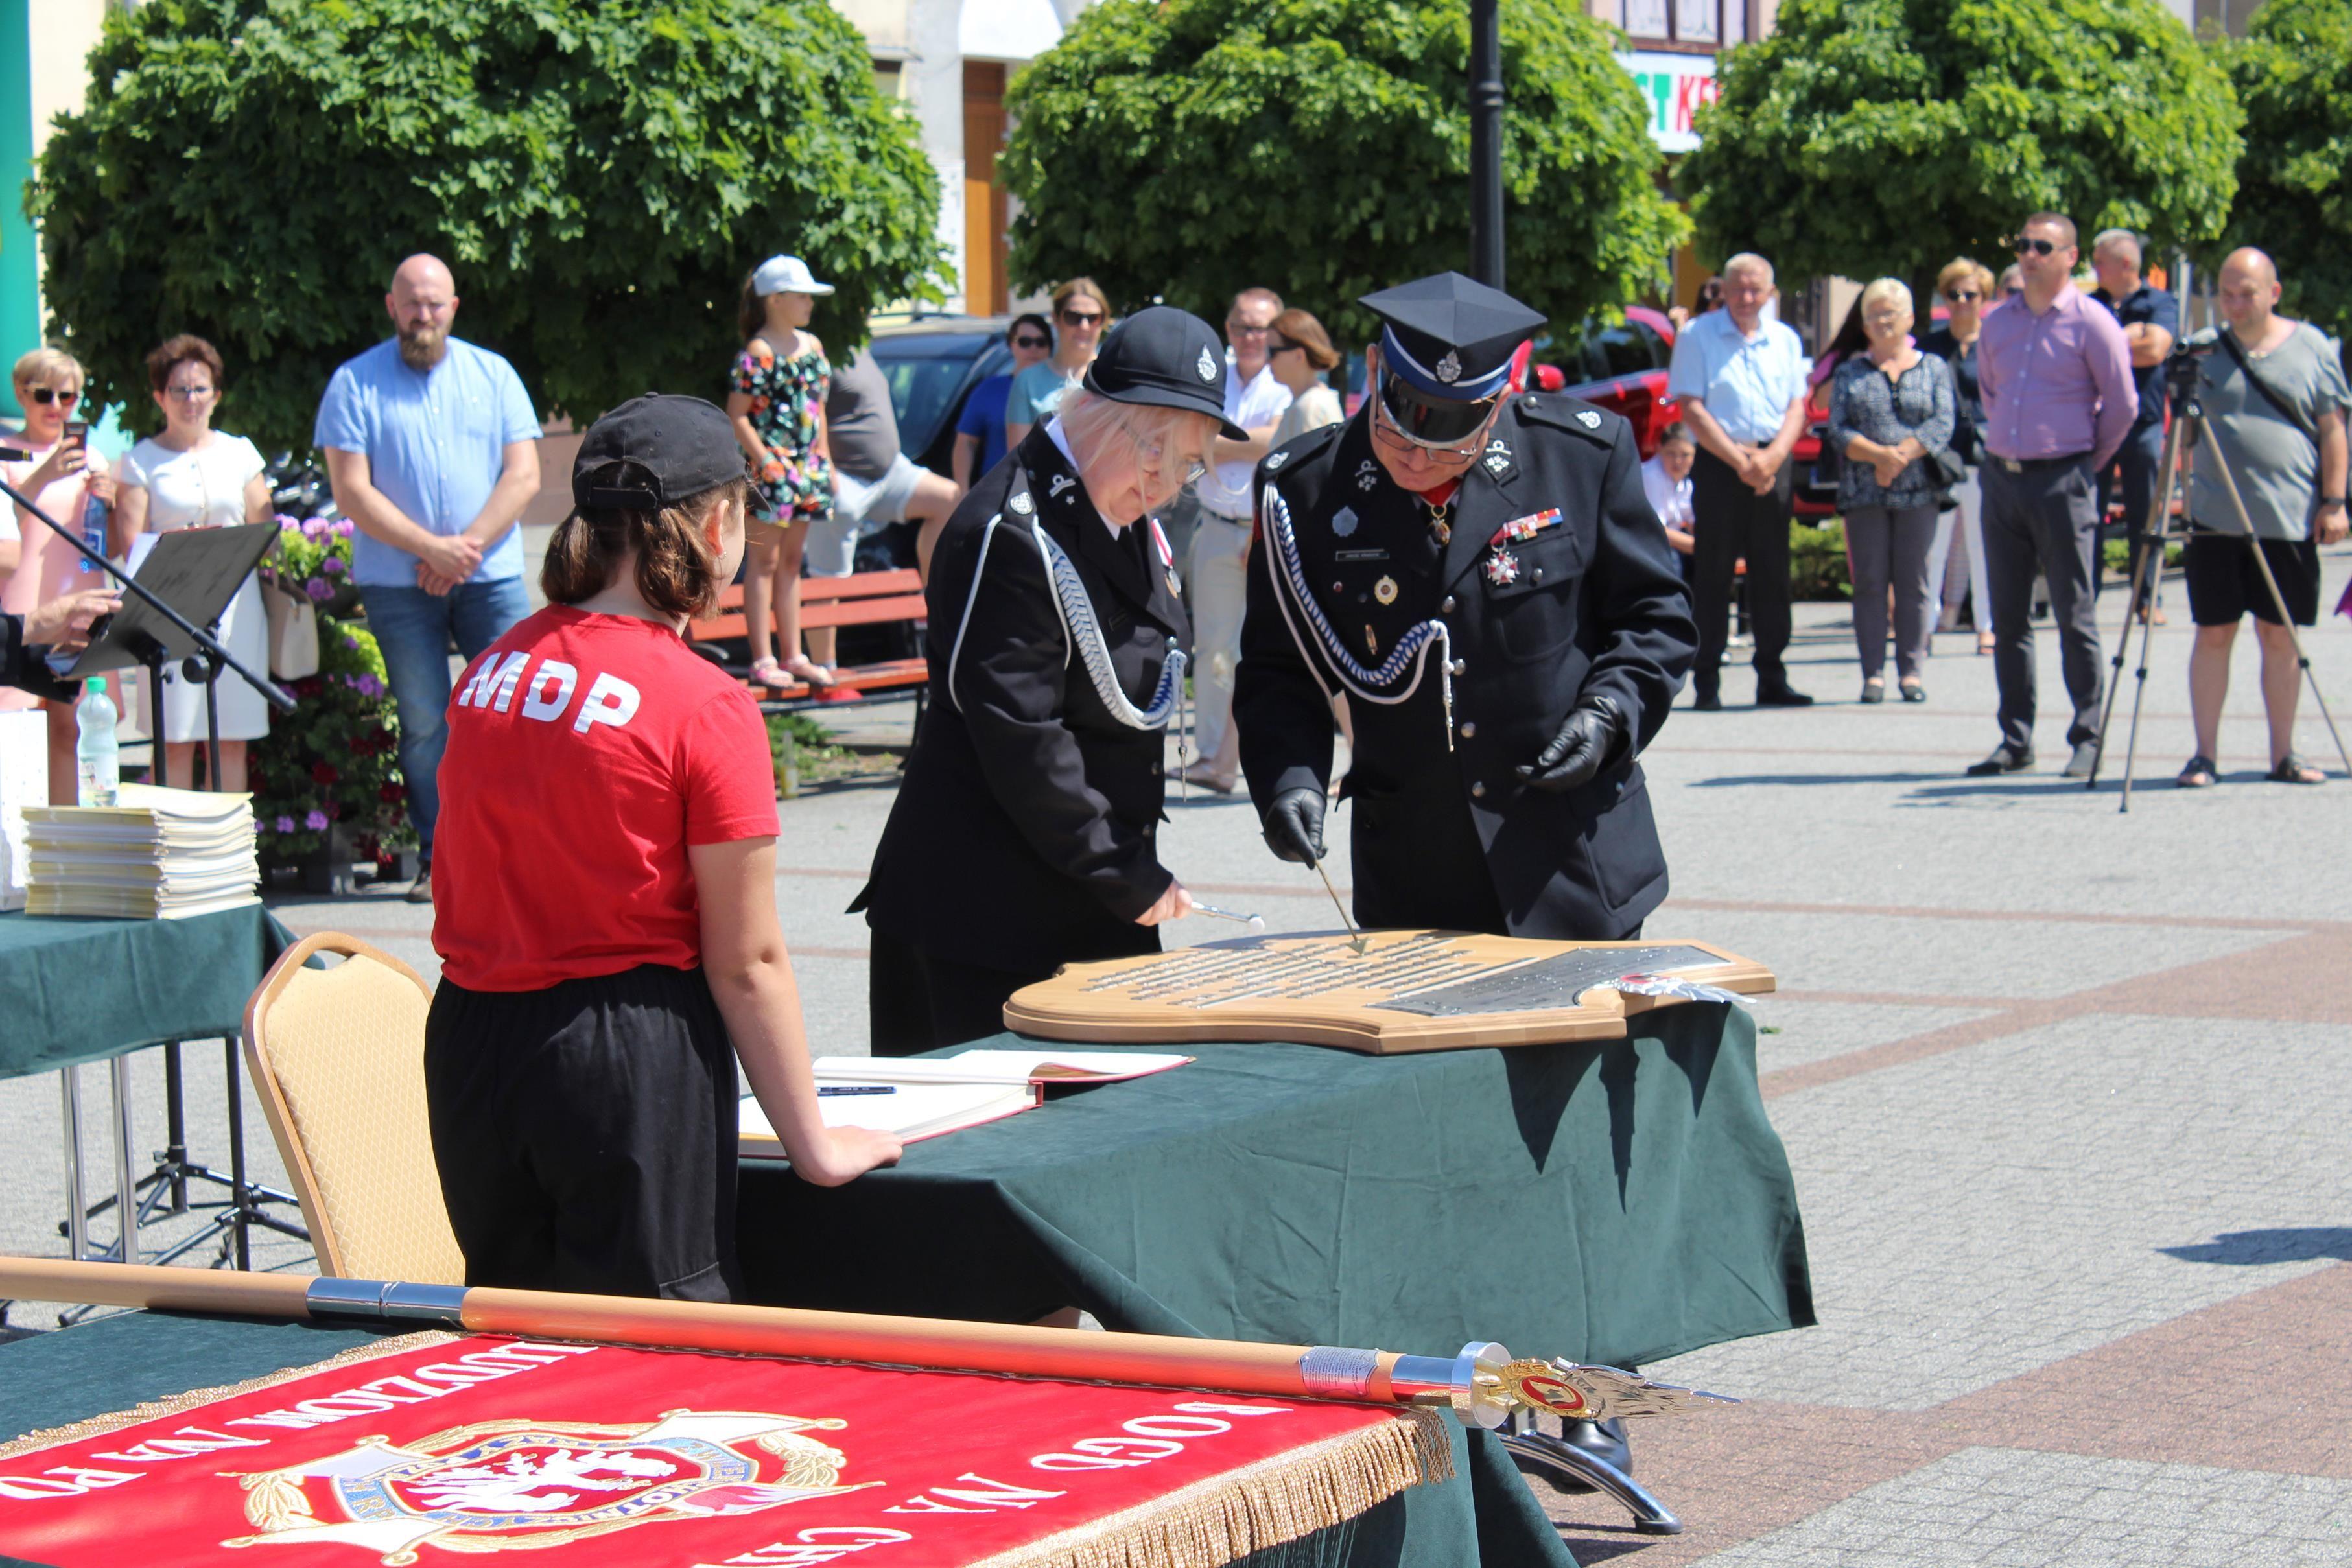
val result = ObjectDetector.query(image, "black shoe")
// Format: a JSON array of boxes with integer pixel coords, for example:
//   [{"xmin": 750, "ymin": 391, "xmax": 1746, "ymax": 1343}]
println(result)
[
  {"xmin": 1859, "ymin": 681, "xmax": 1886, "ymax": 705},
  {"xmin": 1965, "ymin": 745, "xmax": 2036, "ymax": 776},
  {"xmin": 1691, "ymin": 682, "xmax": 1722, "ymax": 712},
  {"xmin": 2062, "ymin": 740, "xmax": 2100, "ymax": 779},
  {"xmin": 1755, "ymin": 680, "xmax": 1813, "ymax": 707}
]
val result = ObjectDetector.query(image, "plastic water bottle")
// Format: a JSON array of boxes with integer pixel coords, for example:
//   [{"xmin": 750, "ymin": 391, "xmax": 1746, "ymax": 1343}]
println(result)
[
  {"xmin": 77, "ymin": 489, "xmax": 108, "ymax": 574},
  {"xmin": 75, "ymin": 678, "xmax": 118, "ymax": 807}
]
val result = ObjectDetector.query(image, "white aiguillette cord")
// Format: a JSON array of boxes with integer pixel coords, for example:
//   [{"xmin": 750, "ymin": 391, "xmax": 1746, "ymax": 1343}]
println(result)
[{"xmin": 1263, "ymin": 485, "xmax": 1453, "ymax": 749}]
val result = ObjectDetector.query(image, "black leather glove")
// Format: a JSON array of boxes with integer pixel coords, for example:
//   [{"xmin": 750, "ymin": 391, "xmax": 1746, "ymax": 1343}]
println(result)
[
  {"xmin": 1262, "ymin": 785, "xmax": 1326, "ymax": 864},
  {"xmin": 1516, "ymin": 696, "xmax": 1627, "ymax": 794}
]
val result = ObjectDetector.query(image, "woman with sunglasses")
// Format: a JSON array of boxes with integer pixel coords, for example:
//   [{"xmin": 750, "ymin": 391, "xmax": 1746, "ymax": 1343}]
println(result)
[
  {"xmin": 1923, "ymin": 259, "xmax": 1997, "ymax": 655},
  {"xmin": 952, "ymin": 313, "xmax": 1053, "ymax": 493},
  {"xmin": 1, "ymin": 348, "xmax": 121, "ymax": 804},
  {"xmin": 854, "ymin": 307, "xmax": 1241, "ymax": 1054},
  {"xmin": 1005, "ymin": 279, "xmax": 1109, "ymax": 448}
]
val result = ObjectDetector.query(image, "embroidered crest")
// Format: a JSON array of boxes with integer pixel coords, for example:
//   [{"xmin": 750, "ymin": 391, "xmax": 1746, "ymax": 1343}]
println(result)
[
  {"xmin": 222, "ymin": 1410, "xmax": 874, "ymax": 1560},
  {"xmin": 1009, "ymin": 491, "xmax": 1033, "ymax": 515},
  {"xmin": 1373, "ymin": 575, "xmax": 1400, "ymax": 606},
  {"xmin": 1048, "ymin": 473, "xmax": 1077, "ymax": 500},
  {"xmin": 1197, "ymin": 345, "xmax": 1219, "ymax": 382},
  {"xmin": 1577, "ymin": 410, "xmax": 1602, "ymax": 430},
  {"xmin": 1265, "ymin": 450, "xmax": 1289, "ymax": 470},
  {"xmin": 1331, "ymin": 506, "xmax": 1359, "ymax": 538},
  {"xmin": 1435, "ymin": 350, "xmax": 1463, "ymax": 384},
  {"xmin": 1485, "ymin": 551, "xmax": 1522, "ymax": 587}
]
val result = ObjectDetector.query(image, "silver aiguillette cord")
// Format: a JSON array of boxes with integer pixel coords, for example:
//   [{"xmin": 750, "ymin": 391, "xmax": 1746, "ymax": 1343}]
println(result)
[{"xmin": 1312, "ymin": 856, "xmax": 1369, "ymax": 955}]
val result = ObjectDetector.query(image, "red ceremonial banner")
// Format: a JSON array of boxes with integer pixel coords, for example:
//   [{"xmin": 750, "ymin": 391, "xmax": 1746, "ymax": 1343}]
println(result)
[{"xmin": 0, "ymin": 1333, "xmax": 1445, "ymax": 1568}]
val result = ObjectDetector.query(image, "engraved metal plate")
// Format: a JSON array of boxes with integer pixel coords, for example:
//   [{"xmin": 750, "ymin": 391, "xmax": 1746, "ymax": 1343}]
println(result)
[{"xmin": 1376, "ymin": 944, "xmax": 1730, "ymax": 1017}]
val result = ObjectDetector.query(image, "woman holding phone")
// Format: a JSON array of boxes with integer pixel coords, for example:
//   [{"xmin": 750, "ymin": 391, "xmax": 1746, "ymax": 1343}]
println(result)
[{"xmin": 1, "ymin": 348, "xmax": 118, "ymax": 802}]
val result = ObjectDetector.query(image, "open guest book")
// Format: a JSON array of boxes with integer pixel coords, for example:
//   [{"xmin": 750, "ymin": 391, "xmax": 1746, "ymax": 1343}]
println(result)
[
  {"xmin": 738, "ymin": 1080, "xmax": 1037, "ymax": 1156},
  {"xmin": 813, "ymin": 1048, "xmax": 1195, "ymax": 1086},
  {"xmin": 1003, "ymin": 930, "xmax": 1776, "ymax": 1055}
]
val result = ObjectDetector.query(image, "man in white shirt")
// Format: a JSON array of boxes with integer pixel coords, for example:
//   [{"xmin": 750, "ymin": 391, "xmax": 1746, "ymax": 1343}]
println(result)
[
  {"xmin": 1665, "ymin": 253, "xmax": 1813, "ymax": 709},
  {"xmin": 1181, "ymin": 287, "xmax": 1293, "ymax": 791}
]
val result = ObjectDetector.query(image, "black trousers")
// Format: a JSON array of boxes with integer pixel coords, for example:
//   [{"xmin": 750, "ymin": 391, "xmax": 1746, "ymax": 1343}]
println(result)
[
  {"xmin": 868, "ymin": 930, "xmax": 1054, "ymax": 1057},
  {"xmin": 1689, "ymin": 447, "xmax": 1794, "ymax": 683},
  {"xmin": 424, "ymin": 963, "xmax": 741, "ymax": 1301}
]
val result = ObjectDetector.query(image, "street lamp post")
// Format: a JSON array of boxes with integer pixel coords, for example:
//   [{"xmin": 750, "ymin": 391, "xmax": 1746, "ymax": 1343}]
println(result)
[{"xmin": 1468, "ymin": 0, "xmax": 1505, "ymax": 290}]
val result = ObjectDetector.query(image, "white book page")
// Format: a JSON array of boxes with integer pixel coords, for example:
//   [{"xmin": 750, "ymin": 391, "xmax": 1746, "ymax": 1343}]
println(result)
[{"xmin": 809, "ymin": 1050, "xmax": 1194, "ymax": 1086}]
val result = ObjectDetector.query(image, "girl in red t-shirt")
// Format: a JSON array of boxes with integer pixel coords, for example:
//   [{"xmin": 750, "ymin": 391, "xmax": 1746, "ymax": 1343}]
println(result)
[{"xmin": 425, "ymin": 394, "xmax": 898, "ymax": 1300}]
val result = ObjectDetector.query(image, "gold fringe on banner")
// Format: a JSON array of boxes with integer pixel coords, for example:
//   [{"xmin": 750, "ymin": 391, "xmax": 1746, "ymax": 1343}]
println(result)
[
  {"xmin": 0, "ymin": 1331, "xmax": 458, "ymax": 1460},
  {"xmin": 968, "ymin": 1407, "xmax": 1454, "ymax": 1568}
]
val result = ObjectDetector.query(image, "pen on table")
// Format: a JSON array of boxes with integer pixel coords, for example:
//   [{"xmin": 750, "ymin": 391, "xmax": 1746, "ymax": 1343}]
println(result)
[{"xmin": 817, "ymin": 1084, "xmax": 899, "ymax": 1097}]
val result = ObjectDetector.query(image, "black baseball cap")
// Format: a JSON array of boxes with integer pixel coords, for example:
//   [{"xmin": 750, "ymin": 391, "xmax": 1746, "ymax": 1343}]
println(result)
[
  {"xmin": 1081, "ymin": 305, "xmax": 1249, "ymax": 439},
  {"xmin": 572, "ymin": 393, "xmax": 746, "ymax": 511}
]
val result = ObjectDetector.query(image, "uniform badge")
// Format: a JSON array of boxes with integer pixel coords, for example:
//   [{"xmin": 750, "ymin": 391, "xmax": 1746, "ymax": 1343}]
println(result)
[
  {"xmin": 1577, "ymin": 410, "xmax": 1602, "ymax": 430},
  {"xmin": 1364, "ymin": 624, "xmax": 1380, "ymax": 655},
  {"xmin": 1265, "ymin": 450, "xmax": 1289, "ymax": 470},
  {"xmin": 1485, "ymin": 551, "xmax": 1521, "ymax": 587},
  {"xmin": 1355, "ymin": 459, "xmax": 1379, "ymax": 493},
  {"xmin": 1373, "ymin": 575, "xmax": 1399, "ymax": 605},
  {"xmin": 1486, "ymin": 438, "xmax": 1510, "ymax": 456},
  {"xmin": 1048, "ymin": 473, "xmax": 1076, "ymax": 501},
  {"xmin": 1197, "ymin": 345, "xmax": 1219, "ymax": 382},
  {"xmin": 1009, "ymin": 491, "xmax": 1033, "ymax": 515},
  {"xmin": 1436, "ymin": 349, "xmax": 1463, "ymax": 384},
  {"xmin": 1331, "ymin": 506, "xmax": 1358, "ymax": 538},
  {"xmin": 1485, "ymin": 453, "xmax": 1509, "ymax": 474}
]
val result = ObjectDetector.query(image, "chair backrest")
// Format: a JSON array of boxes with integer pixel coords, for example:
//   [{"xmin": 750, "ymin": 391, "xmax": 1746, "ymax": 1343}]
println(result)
[{"xmin": 242, "ymin": 931, "xmax": 465, "ymax": 1284}]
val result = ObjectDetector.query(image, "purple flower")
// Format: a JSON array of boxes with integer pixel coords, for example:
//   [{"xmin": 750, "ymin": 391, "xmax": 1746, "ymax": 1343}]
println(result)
[
  {"xmin": 301, "ymin": 518, "xmax": 329, "ymax": 541},
  {"xmin": 305, "ymin": 810, "xmax": 330, "ymax": 831},
  {"xmin": 333, "ymin": 519, "xmax": 354, "ymax": 537},
  {"xmin": 274, "ymin": 815, "xmax": 296, "ymax": 834},
  {"xmin": 321, "ymin": 557, "xmax": 346, "ymax": 576},
  {"xmin": 305, "ymin": 579, "xmax": 333, "ymax": 602},
  {"xmin": 358, "ymin": 675, "xmax": 382, "ymax": 697}
]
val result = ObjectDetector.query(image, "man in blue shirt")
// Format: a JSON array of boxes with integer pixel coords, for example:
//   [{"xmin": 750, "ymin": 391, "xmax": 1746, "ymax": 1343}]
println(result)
[
  {"xmin": 951, "ymin": 313, "xmax": 1053, "ymax": 493},
  {"xmin": 1665, "ymin": 252, "xmax": 1815, "ymax": 709},
  {"xmin": 2089, "ymin": 231, "xmax": 2178, "ymax": 617},
  {"xmin": 316, "ymin": 253, "xmax": 543, "ymax": 903}
]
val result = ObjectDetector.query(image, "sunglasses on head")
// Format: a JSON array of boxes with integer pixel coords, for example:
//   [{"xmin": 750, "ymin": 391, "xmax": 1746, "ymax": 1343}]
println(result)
[
  {"xmin": 1944, "ymin": 288, "xmax": 1982, "ymax": 303},
  {"xmin": 2014, "ymin": 237, "xmax": 2061, "ymax": 257},
  {"xmin": 1059, "ymin": 307, "xmax": 1105, "ymax": 327},
  {"xmin": 1267, "ymin": 337, "xmax": 1299, "ymax": 355},
  {"xmin": 29, "ymin": 387, "xmax": 78, "ymax": 406}
]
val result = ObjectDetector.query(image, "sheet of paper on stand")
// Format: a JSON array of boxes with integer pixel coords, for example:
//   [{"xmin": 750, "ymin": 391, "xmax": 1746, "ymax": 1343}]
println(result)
[
  {"xmin": 19, "ymin": 782, "xmax": 260, "ymax": 919},
  {"xmin": 738, "ymin": 1079, "xmax": 1036, "ymax": 1155},
  {"xmin": 812, "ymin": 1049, "xmax": 1197, "ymax": 1086}
]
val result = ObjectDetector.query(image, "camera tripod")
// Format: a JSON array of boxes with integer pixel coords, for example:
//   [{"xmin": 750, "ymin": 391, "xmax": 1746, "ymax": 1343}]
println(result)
[{"xmin": 2086, "ymin": 357, "xmax": 2350, "ymax": 810}]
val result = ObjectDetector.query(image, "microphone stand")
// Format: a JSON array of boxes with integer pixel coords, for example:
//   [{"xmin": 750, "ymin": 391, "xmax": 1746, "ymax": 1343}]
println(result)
[{"xmin": 2, "ymin": 473, "xmax": 307, "ymax": 1281}]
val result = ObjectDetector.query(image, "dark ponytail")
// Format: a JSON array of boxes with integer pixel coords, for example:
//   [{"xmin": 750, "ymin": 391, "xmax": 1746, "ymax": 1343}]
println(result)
[
  {"xmin": 737, "ymin": 271, "xmax": 765, "ymax": 344},
  {"xmin": 542, "ymin": 462, "xmax": 747, "ymax": 622}
]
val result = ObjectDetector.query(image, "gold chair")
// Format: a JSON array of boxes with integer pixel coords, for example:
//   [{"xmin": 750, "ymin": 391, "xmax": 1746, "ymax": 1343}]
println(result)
[{"xmin": 242, "ymin": 931, "xmax": 465, "ymax": 1285}]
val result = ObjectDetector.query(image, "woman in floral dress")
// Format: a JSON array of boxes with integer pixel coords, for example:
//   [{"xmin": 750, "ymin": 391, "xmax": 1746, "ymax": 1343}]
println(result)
[{"xmin": 727, "ymin": 254, "xmax": 838, "ymax": 688}]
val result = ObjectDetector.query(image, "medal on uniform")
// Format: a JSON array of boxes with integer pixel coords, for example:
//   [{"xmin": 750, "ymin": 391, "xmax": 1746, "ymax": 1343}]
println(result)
[
  {"xmin": 1149, "ymin": 516, "xmax": 1181, "ymax": 598},
  {"xmin": 1485, "ymin": 550, "xmax": 1520, "ymax": 587},
  {"xmin": 1364, "ymin": 624, "xmax": 1380, "ymax": 656},
  {"xmin": 1491, "ymin": 509, "xmax": 1562, "ymax": 545},
  {"xmin": 1373, "ymin": 575, "xmax": 1398, "ymax": 606}
]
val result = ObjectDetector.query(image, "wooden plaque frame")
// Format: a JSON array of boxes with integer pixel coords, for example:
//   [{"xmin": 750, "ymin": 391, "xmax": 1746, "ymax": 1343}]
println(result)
[{"xmin": 1002, "ymin": 930, "xmax": 1776, "ymax": 1055}]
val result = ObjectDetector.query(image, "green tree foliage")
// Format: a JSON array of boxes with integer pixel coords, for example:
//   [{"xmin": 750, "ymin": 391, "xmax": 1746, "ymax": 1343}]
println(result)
[
  {"xmin": 999, "ymin": 0, "xmax": 1688, "ymax": 345},
  {"xmin": 1683, "ymin": 0, "xmax": 2240, "ymax": 294},
  {"xmin": 2213, "ymin": 0, "xmax": 2352, "ymax": 340},
  {"xmin": 30, "ymin": 0, "xmax": 947, "ymax": 451}
]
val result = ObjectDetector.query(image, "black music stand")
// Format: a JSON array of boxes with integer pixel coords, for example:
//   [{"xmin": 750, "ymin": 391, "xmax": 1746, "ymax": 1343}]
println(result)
[{"xmin": 1, "ymin": 480, "xmax": 305, "ymax": 1280}]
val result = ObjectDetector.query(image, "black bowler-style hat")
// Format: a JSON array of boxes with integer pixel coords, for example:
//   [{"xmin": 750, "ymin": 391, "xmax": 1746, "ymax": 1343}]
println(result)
[
  {"xmin": 1082, "ymin": 305, "xmax": 1250, "ymax": 439},
  {"xmin": 572, "ymin": 393, "xmax": 747, "ymax": 512}
]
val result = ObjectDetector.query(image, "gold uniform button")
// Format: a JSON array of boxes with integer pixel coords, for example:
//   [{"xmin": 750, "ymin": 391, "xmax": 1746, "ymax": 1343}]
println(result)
[
  {"xmin": 1470, "ymin": 781, "xmax": 1487, "ymax": 799},
  {"xmin": 1460, "ymin": 721, "xmax": 1477, "ymax": 739}
]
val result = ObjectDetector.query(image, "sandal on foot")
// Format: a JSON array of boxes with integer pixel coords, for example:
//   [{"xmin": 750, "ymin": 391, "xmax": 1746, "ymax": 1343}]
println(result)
[
  {"xmin": 2176, "ymin": 755, "xmax": 2218, "ymax": 789},
  {"xmin": 2268, "ymin": 753, "xmax": 2325, "ymax": 785},
  {"xmin": 782, "ymin": 657, "xmax": 840, "ymax": 690},
  {"xmin": 747, "ymin": 657, "xmax": 795, "ymax": 690},
  {"xmin": 1976, "ymin": 635, "xmax": 1995, "ymax": 657}
]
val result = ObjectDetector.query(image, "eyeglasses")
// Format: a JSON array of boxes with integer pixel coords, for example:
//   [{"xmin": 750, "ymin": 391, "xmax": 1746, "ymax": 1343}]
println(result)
[
  {"xmin": 1123, "ymin": 418, "xmax": 1208, "ymax": 489},
  {"xmin": 1012, "ymin": 335, "xmax": 1051, "ymax": 350},
  {"xmin": 1372, "ymin": 375, "xmax": 1500, "ymax": 460},
  {"xmin": 1228, "ymin": 323, "xmax": 1271, "ymax": 337},
  {"xmin": 1267, "ymin": 338, "xmax": 1300, "ymax": 355},
  {"xmin": 1944, "ymin": 289, "xmax": 1982, "ymax": 303},
  {"xmin": 1059, "ymin": 308, "xmax": 1105, "ymax": 328},
  {"xmin": 166, "ymin": 385, "xmax": 216, "ymax": 401},
  {"xmin": 28, "ymin": 387, "xmax": 79, "ymax": 407},
  {"xmin": 2014, "ymin": 237, "xmax": 2060, "ymax": 257}
]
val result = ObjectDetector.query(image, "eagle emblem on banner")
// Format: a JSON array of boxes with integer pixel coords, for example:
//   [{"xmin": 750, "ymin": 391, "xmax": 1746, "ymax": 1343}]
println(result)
[{"xmin": 224, "ymin": 1410, "xmax": 875, "ymax": 1560}]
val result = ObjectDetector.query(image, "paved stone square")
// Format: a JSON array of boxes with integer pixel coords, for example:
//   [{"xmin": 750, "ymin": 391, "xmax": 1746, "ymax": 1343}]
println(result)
[{"xmin": 3, "ymin": 547, "xmax": 2347, "ymax": 1565}]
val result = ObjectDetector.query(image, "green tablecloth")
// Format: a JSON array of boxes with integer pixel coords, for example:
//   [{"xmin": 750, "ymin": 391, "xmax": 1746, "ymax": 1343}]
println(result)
[
  {"xmin": 740, "ymin": 1005, "xmax": 1813, "ymax": 1370},
  {"xmin": 0, "ymin": 906, "xmax": 294, "ymax": 1079},
  {"xmin": 0, "ymin": 1311, "xmax": 1570, "ymax": 1568}
]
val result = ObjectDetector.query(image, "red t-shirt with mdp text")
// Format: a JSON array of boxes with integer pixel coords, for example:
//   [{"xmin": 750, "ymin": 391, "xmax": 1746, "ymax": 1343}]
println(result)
[{"xmin": 431, "ymin": 606, "xmax": 780, "ymax": 991}]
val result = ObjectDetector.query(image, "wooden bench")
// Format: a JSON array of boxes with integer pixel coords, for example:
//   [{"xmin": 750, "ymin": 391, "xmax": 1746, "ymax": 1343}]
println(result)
[{"xmin": 688, "ymin": 568, "xmax": 931, "ymax": 716}]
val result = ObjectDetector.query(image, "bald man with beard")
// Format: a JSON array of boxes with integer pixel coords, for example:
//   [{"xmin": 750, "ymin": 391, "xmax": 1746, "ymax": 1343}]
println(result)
[
  {"xmin": 316, "ymin": 253, "xmax": 543, "ymax": 902},
  {"xmin": 2172, "ymin": 247, "xmax": 2350, "ymax": 789}
]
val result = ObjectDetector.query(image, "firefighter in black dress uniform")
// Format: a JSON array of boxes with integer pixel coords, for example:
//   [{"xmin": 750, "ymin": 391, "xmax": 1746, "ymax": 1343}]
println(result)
[
  {"xmin": 856, "ymin": 307, "xmax": 1245, "ymax": 1053},
  {"xmin": 1236, "ymin": 272, "xmax": 1696, "ymax": 940},
  {"xmin": 1233, "ymin": 272, "xmax": 1697, "ymax": 1489}
]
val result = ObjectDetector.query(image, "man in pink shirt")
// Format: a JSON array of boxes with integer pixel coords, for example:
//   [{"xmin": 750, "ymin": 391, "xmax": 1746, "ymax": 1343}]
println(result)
[{"xmin": 1969, "ymin": 211, "xmax": 2137, "ymax": 778}]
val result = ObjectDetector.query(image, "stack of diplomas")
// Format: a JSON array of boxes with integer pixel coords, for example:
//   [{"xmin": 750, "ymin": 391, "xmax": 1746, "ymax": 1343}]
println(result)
[{"xmin": 21, "ymin": 784, "xmax": 261, "ymax": 919}]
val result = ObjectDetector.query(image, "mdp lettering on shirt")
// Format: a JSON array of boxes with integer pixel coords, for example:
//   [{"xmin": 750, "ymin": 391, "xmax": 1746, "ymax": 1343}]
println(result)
[{"xmin": 455, "ymin": 651, "xmax": 640, "ymax": 734}]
